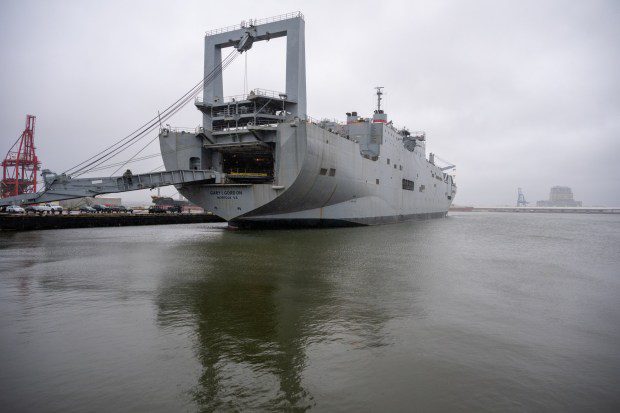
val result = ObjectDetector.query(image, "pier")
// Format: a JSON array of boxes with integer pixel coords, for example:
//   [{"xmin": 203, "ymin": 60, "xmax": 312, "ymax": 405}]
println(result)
[
  {"xmin": 450, "ymin": 206, "xmax": 620, "ymax": 214},
  {"xmin": 0, "ymin": 213, "xmax": 224, "ymax": 231}
]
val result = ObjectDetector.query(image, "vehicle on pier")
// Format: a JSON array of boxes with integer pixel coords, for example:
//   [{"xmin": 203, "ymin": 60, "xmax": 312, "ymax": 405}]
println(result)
[
  {"xmin": 149, "ymin": 205, "xmax": 182, "ymax": 214},
  {"xmin": 5, "ymin": 205, "xmax": 25, "ymax": 214},
  {"xmin": 79, "ymin": 205, "xmax": 97, "ymax": 213},
  {"xmin": 25, "ymin": 204, "xmax": 53, "ymax": 215},
  {"xmin": 49, "ymin": 204, "xmax": 63, "ymax": 214},
  {"xmin": 92, "ymin": 204, "xmax": 111, "ymax": 213},
  {"xmin": 109, "ymin": 205, "xmax": 133, "ymax": 214}
]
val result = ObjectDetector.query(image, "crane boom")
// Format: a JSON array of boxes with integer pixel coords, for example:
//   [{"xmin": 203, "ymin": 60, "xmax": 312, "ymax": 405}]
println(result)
[{"xmin": 0, "ymin": 169, "xmax": 221, "ymax": 207}]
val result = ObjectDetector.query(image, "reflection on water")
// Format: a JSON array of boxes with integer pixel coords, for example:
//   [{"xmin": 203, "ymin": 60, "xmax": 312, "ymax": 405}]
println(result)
[
  {"xmin": 155, "ymin": 229, "xmax": 407, "ymax": 411},
  {"xmin": 1, "ymin": 214, "xmax": 619, "ymax": 412}
]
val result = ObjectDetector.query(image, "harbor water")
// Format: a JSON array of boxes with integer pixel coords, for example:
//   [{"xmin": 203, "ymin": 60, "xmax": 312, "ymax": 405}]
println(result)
[{"xmin": 1, "ymin": 213, "xmax": 619, "ymax": 411}]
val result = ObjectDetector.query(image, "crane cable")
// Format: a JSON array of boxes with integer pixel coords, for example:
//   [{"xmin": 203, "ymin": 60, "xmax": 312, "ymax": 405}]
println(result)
[
  {"xmin": 67, "ymin": 49, "xmax": 237, "ymax": 176},
  {"xmin": 109, "ymin": 134, "xmax": 159, "ymax": 177},
  {"xmin": 77, "ymin": 137, "xmax": 221, "ymax": 174},
  {"xmin": 69, "ymin": 50, "xmax": 237, "ymax": 177},
  {"xmin": 65, "ymin": 49, "xmax": 239, "ymax": 177}
]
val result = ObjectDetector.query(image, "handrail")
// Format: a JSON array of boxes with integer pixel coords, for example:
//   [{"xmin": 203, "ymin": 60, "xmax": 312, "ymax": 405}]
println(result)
[
  {"xmin": 205, "ymin": 11, "xmax": 304, "ymax": 36},
  {"xmin": 165, "ymin": 126, "xmax": 203, "ymax": 134},
  {"xmin": 211, "ymin": 118, "xmax": 282, "ymax": 132},
  {"xmin": 195, "ymin": 88, "xmax": 287, "ymax": 106},
  {"xmin": 385, "ymin": 122, "xmax": 425, "ymax": 139},
  {"xmin": 304, "ymin": 116, "xmax": 343, "ymax": 127}
]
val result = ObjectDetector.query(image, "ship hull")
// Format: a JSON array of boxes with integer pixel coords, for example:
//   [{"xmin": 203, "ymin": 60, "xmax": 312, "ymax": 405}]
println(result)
[
  {"xmin": 229, "ymin": 211, "xmax": 448, "ymax": 229},
  {"xmin": 162, "ymin": 120, "xmax": 456, "ymax": 228},
  {"xmin": 156, "ymin": 13, "xmax": 456, "ymax": 229}
]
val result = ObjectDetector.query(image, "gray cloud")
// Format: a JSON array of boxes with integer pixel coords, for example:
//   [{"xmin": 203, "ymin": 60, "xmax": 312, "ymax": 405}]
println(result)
[{"xmin": 1, "ymin": 0, "xmax": 618, "ymax": 206}]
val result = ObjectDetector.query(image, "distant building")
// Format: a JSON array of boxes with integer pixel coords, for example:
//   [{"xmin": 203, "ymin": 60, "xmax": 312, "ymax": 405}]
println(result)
[{"xmin": 537, "ymin": 186, "xmax": 582, "ymax": 207}]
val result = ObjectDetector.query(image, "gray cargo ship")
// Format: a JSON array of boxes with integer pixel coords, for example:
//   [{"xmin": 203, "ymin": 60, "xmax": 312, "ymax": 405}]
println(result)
[
  {"xmin": 0, "ymin": 12, "xmax": 453, "ymax": 222},
  {"xmin": 160, "ymin": 12, "xmax": 456, "ymax": 228}
]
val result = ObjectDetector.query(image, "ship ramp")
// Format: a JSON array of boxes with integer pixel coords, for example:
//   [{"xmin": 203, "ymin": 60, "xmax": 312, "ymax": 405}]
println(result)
[{"xmin": 0, "ymin": 169, "xmax": 220, "ymax": 207}]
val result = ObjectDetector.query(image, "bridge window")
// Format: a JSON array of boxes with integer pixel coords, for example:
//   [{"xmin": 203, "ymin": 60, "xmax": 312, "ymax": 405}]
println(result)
[
  {"xmin": 402, "ymin": 179, "xmax": 414, "ymax": 191},
  {"xmin": 328, "ymin": 168, "xmax": 336, "ymax": 176},
  {"xmin": 319, "ymin": 168, "xmax": 327, "ymax": 175}
]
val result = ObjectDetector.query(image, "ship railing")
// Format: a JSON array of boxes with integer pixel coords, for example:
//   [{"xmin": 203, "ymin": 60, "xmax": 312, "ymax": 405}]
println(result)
[
  {"xmin": 304, "ymin": 116, "xmax": 355, "ymax": 140},
  {"xmin": 195, "ymin": 88, "xmax": 287, "ymax": 106},
  {"xmin": 165, "ymin": 126, "xmax": 203, "ymax": 134},
  {"xmin": 205, "ymin": 12, "xmax": 304, "ymax": 36},
  {"xmin": 387, "ymin": 122, "xmax": 425, "ymax": 139},
  {"xmin": 304, "ymin": 115, "xmax": 321, "ymax": 124},
  {"xmin": 385, "ymin": 122, "xmax": 404, "ymax": 136},
  {"xmin": 213, "ymin": 116, "xmax": 337, "ymax": 131},
  {"xmin": 251, "ymin": 88, "xmax": 287, "ymax": 99},
  {"xmin": 304, "ymin": 116, "xmax": 345, "ymax": 129},
  {"xmin": 398, "ymin": 128, "xmax": 425, "ymax": 139},
  {"xmin": 304, "ymin": 115, "xmax": 343, "ymax": 126},
  {"xmin": 211, "ymin": 118, "xmax": 282, "ymax": 132}
]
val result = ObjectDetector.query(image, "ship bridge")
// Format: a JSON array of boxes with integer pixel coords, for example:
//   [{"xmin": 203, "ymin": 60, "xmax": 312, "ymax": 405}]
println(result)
[
  {"xmin": 159, "ymin": 12, "xmax": 308, "ymax": 185},
  {"xmin": 200, "ymin": 11, "xmax": 306, "ymax": 127},
  {"xmin": 195, "ymin": 88, "xmax": 294, "ymax": 134}
]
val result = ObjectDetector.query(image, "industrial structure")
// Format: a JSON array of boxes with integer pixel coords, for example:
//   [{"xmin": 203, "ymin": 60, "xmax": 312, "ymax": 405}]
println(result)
[
  {"xmin": 517, "ymin": 188, "xmax": 528, "ymax": 207},
  {"xmin": 537, "ymin": 186, "xmax": 582, "ymax": 207},
  {"xmin": 1, "ymin": 115, "xmax": 40, "ymax": 198}
]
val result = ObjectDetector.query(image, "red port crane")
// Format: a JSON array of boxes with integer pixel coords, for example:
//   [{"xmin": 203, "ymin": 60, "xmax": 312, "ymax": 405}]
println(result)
[{"xmin": 1, "ymin": 115, "xmax": 41, "ymax": 198}]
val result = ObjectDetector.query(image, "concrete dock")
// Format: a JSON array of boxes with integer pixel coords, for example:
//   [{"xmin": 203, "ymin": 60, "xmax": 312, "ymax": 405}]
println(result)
[
  {"xmin": 0, "ymin": 213, "xmax": 224, "ymax": 231},
  {"xmin": 450, "ymin": 206, "xmax": 620, "ymax": 214}
]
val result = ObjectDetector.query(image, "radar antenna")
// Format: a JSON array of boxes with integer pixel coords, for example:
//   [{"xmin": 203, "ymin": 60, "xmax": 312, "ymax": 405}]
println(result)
[{"xmin": 375, "ymin": 86, "xmax": 384, "ymax": 111}]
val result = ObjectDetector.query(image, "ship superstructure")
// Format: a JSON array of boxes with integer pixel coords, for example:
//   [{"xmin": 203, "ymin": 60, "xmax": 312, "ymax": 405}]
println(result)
[{"xmin": 159, "ymin": 12, "xmax": 456, "ymax": 227}]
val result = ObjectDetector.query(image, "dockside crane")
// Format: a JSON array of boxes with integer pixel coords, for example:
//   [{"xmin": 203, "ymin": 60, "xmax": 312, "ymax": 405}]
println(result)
[
  {"xmin": 0, "ymin": 36, "xmax": 243, "ymax": 208},
  {"xmin": 1, "ymin": 115, "xmax": 40, "ymax": 198},
  {"xmin": 517, "ymin": 188, "xmax": 528, "ymax": 207}
]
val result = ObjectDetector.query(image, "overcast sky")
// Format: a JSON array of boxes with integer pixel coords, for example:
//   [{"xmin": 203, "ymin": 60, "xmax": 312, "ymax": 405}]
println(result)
[{"xmin": 1, "ymin": 0, "xmax": 618, "ymax": 206}]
